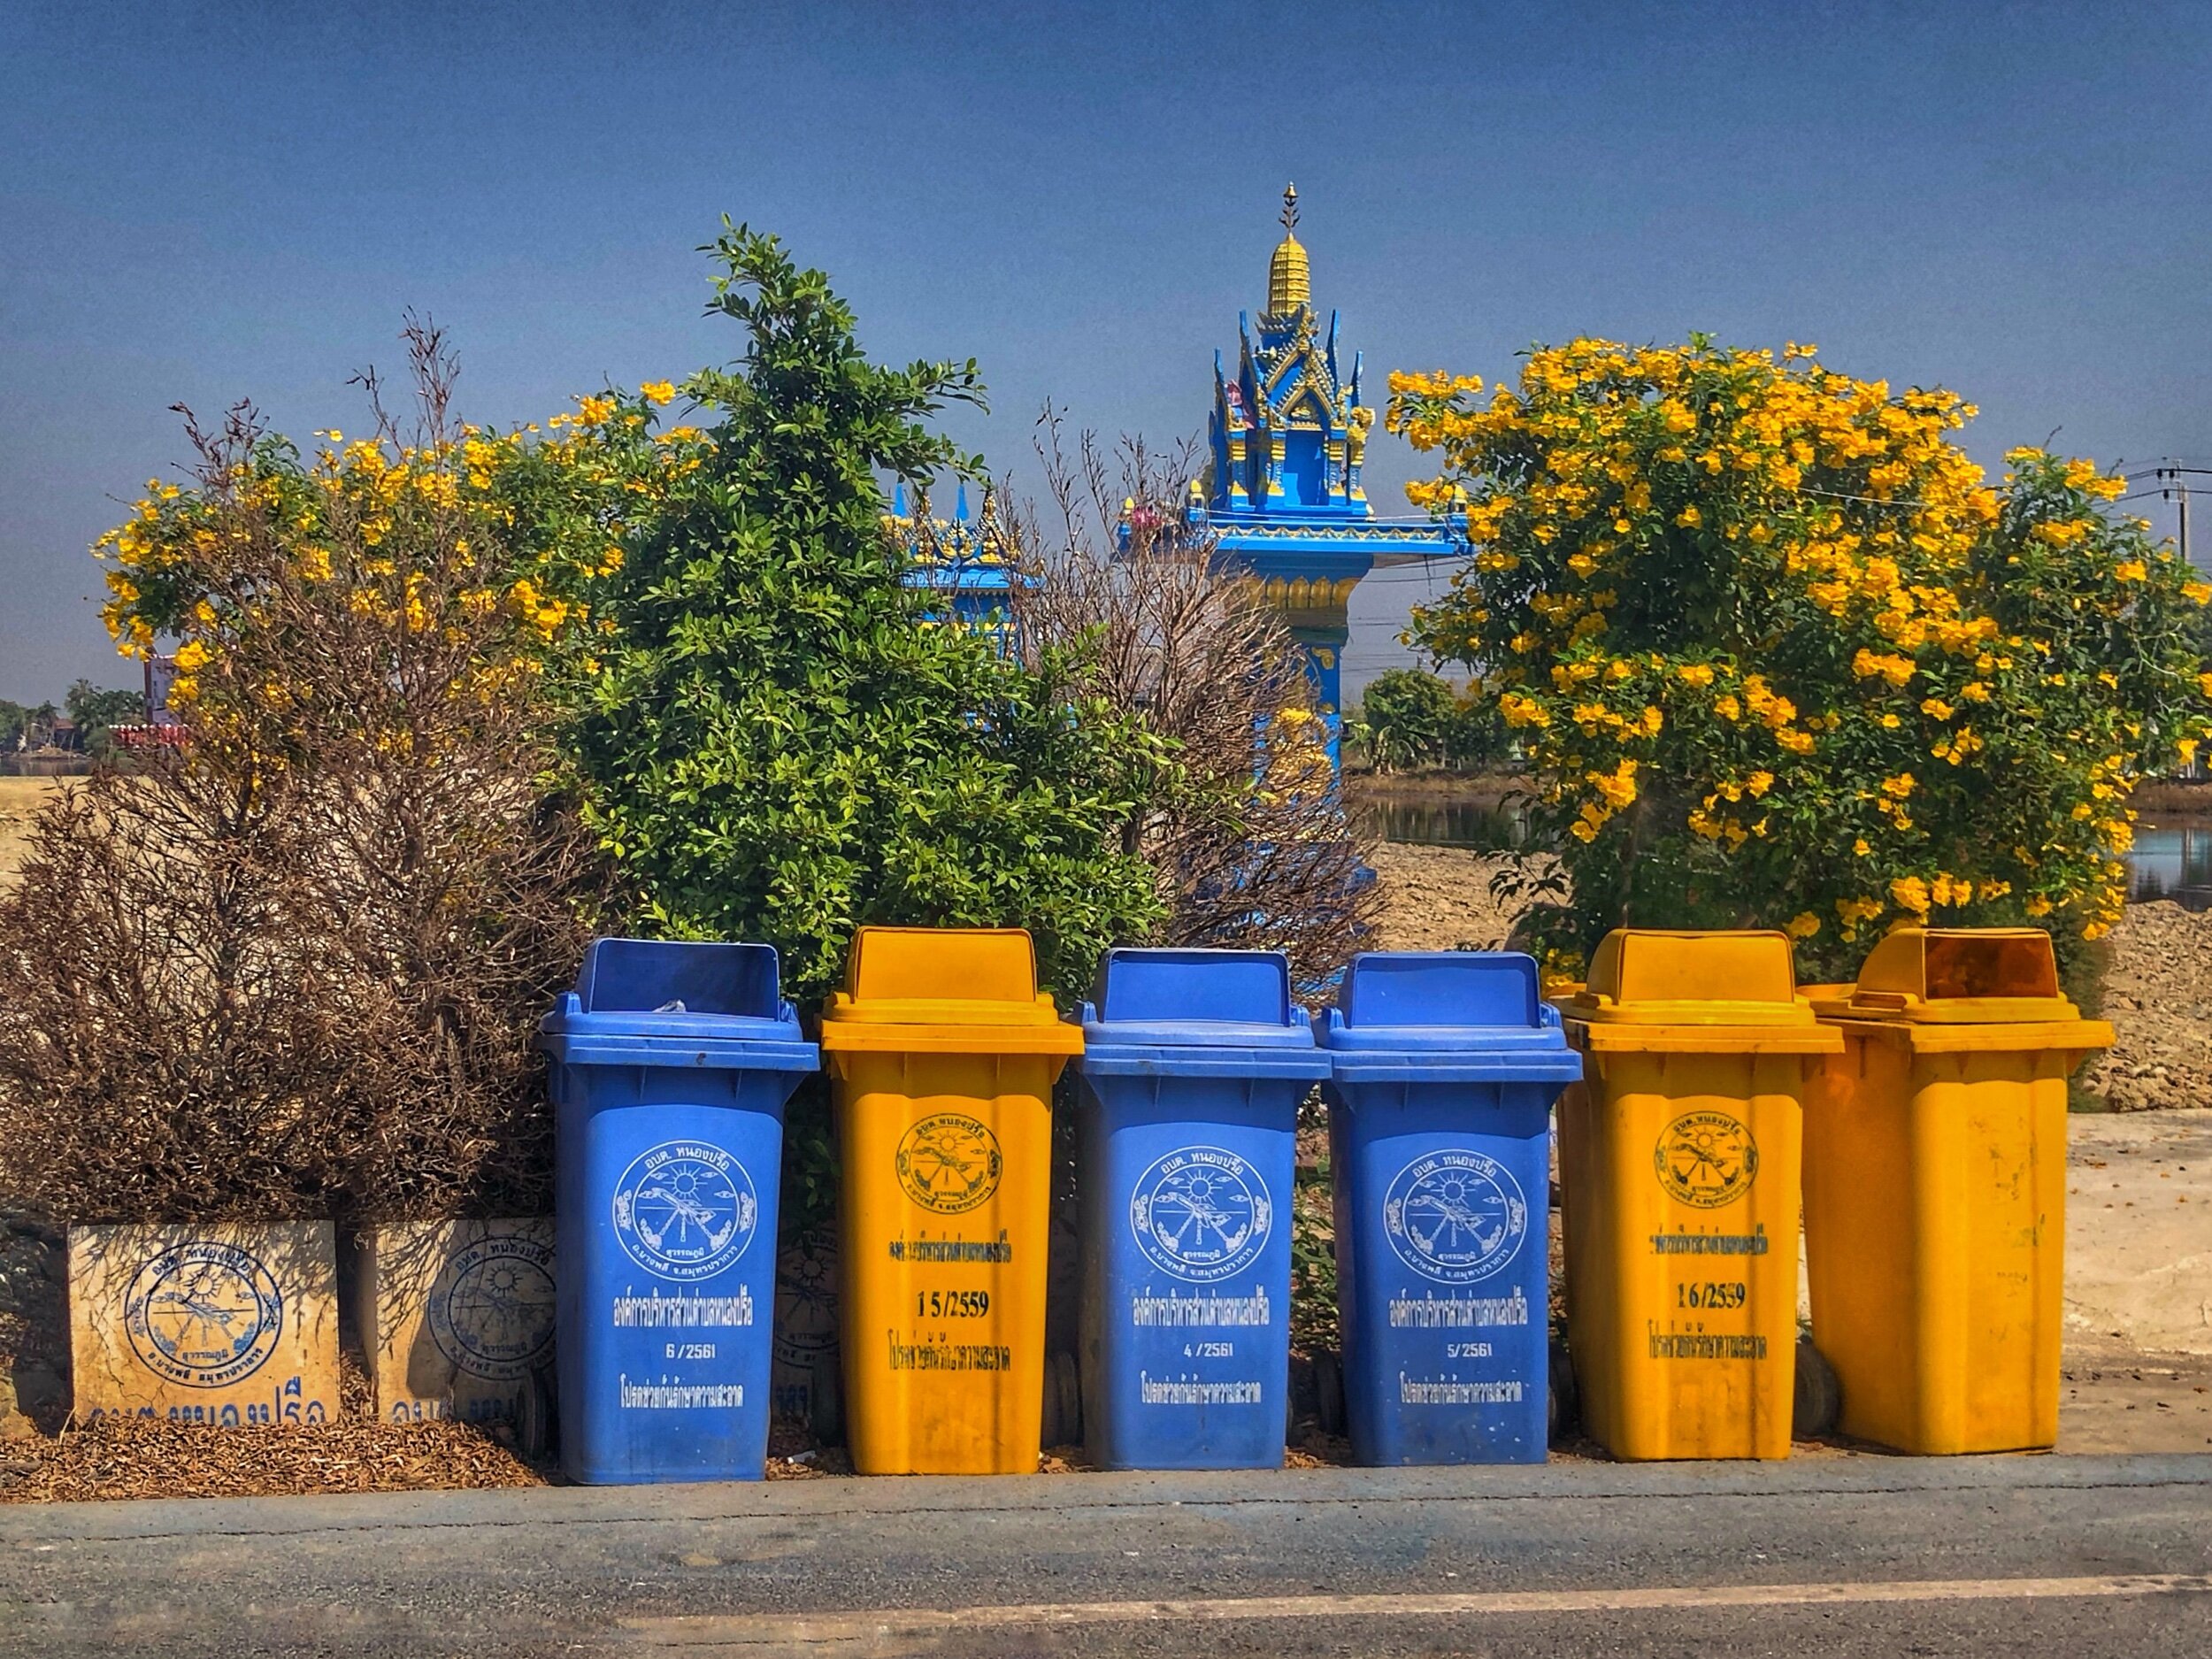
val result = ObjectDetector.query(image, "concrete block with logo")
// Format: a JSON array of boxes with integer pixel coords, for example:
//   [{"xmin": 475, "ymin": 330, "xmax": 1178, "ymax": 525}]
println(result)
[
  {"xmin": 357, "ymin": 1218, "xmax": 557, "ymax": 1422},
  {"xmin": 69, "ymin": 1221, "xmax": 339, "ymax": 1425}
]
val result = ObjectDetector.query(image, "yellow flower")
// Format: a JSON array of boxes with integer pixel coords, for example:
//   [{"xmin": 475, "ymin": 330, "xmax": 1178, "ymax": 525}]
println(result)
[
  {"xmin": 1920, "ymin": 697, "xmax": 1954, "ymax": 720},
  {"xmin": 641, "ymin": 380, "xmax": 677, "ymax": 406},
  {"xmin": 1675, "ymin": 505, "xmax": 1702, "ymax": 528},
  {"xmin": 1853, "ymin": 837, "xmax": 1871, "ymax": 856},
  {"xmin": 1852, "ymin": 648, "xmax": 1916, "ymax": 687},
  {"xmin": 1891, "ymin": 875, "xmax": 1932, "ymax": 914},
  {"xmin": 1675, "ymin": 663, "xmax": 1715, "ymax": 688},
  {"xmin": 1785, "ymin": 912, "xmax": 1821, "ymax": 940},
  {"xmin": 2183, "ymin": 581, "xmax": 2212, "ymax": 606},
  {"xmin": 2113, "ymin": 560, "xmax": 2147, "ymax": 583},
  {"xmin": 173, "ymin": 640, "xmax": 210, "ymax": 672}
]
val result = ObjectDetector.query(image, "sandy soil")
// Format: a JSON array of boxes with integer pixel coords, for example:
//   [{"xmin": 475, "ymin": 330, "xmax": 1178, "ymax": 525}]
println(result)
[
  {"xmin": 2066, "ymin": 1110, "xmax": 2212, "ymax": 1356},
  {"xmin": 0, "ymin": 776, "xmax": 57, "ymax": 887}
]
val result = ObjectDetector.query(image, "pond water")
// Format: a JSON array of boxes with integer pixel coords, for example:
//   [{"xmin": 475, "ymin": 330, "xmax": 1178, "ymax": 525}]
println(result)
[{"xmin": 1357, "ymin": 793, "xmax": 2212, "ymax": 907}]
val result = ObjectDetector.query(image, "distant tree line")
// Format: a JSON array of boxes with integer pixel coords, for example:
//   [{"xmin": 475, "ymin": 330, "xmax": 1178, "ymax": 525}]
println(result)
[{"xmin": 0, "ymin": 680, "xmax": 145, "ymax": 756}]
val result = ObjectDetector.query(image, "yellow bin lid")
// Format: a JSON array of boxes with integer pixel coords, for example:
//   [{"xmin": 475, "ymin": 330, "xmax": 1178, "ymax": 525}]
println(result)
[
  {"xmin": 1810, "ymin": 927, "xmax": 2114, "ymax": 1053},
  {"xmin": 818, "ymin": 926, "xmax": 1084, "ymax": 1056},
  {"xmin": 1559, "ymin": 929, "xmax": 1841, "ymax": 1054}
]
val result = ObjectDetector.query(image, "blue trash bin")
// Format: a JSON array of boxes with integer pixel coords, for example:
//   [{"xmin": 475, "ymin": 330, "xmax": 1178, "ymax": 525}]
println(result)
[
  {"xmin": 1319, "ymin": 951, "xmax": 1583, "ymax": 1465},
  {"xmin": 1073, "ymin": 948, "xmax": 1331, "ymax": 1470},
  {"xmin": 541, "ymin": 938, "xmax": 818, "ymax": 1483}
]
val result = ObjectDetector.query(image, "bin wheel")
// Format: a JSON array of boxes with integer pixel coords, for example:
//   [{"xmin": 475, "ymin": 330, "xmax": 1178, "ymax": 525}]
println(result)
[
  {"xmin": 514, "ymin": 1363, "xmax": 557, "ymax": 1463},
  {"xmin": 1314, "ymin": 1352, "xmax": 1346, "ymax": 1438},
  {"xmin": 808, "ymin": 1356, "xmax": 845, "ymax": 1448},
  {"xmin": 1793, "ymin": 1336, "xmax": 1840, "ymax": 1440},
  {"xmin": 1547, "ymin": 1336, "xmax": 1578, "ymax": 1446}
]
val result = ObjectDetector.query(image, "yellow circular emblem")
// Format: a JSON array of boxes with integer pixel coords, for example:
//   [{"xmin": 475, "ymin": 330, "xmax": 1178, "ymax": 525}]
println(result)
[
  {"xmin": 1654, "ymin": 1110, "xmax": 1759, "ymax": 1209},
  {"xmin": 895, "ymin": 1112, "xmax": 1003, "ymax": 1215}
]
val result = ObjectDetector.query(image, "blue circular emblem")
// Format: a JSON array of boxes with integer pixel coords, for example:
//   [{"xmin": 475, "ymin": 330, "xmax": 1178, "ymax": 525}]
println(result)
[
  {"xmin": 427, "ymin": 1233, "xmax": 557, "ymax": 1380},
  {"xmin": 611, "ymin": 1140, "xmax": 757, "ymax": 1282},
  {"xmin": 1128, "ymin": 1145, "xmax": 1271, "ymax": 1284},
  {"xmin": 1383, "ymin": 1149, "xmax": 1527, "ymax": 1285},
  {"xmin": 124, "ymin": 1240, "xmax": 285, "ymax": 1387}
]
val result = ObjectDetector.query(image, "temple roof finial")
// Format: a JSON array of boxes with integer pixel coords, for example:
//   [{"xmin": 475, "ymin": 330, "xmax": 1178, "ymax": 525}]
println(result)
[{"xmin": 1268, "ymin": 185, "xmax": 1310, "ymax": 315}]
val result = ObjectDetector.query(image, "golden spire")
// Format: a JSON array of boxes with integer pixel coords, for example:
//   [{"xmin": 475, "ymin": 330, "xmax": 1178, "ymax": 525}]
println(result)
[{"xmin": 1267, "ymin": 182, "xmax": 1310, "ymax": 315}]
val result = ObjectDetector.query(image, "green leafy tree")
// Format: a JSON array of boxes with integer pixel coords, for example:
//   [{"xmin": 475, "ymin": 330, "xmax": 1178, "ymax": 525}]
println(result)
[
  {"xmin": 552, "ymin": 224, "xmax": 1163, "ymax": 1006},
  {"xmin": 1354, "ymin": 668, "xmax": 1458, "ymax": 772},
  {"xmin": 64, "ymin": 679, "xmax": 144, "ymax": 756}
]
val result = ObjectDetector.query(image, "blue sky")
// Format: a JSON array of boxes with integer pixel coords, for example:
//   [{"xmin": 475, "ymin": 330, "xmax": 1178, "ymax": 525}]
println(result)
[{"xmin": 4, "ymin": 0, "xmax": 2208, "ymax": 702}]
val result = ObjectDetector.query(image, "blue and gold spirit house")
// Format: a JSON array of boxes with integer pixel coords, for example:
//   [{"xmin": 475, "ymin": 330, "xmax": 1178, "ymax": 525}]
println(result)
[
  {"xmin": 1187, "ymin": 187, "xmax": 1465, "ymax": 771},
  {"xmin": 894, "ymin": 480, "xmax": 1020, "ymax": 652}
]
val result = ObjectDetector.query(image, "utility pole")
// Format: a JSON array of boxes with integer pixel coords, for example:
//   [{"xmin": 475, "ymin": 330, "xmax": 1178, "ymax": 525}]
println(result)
[{"xmin": 2153, "ymin": 463, "xmax": 2204, "ymax": 570}]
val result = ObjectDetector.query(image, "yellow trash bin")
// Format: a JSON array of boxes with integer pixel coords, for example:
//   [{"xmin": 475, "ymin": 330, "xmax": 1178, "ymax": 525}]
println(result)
[
  {"xmin": 1558, "ymin": 930, "xmax": 1841, "ymax": 1461},
  {"xmin": 820, "ymin": 926, "xmax": 1082, "ymax": 1475},
  {"xmin": 1803, "ymin": 928, "xmax": 2112, "ymax": 1455}
]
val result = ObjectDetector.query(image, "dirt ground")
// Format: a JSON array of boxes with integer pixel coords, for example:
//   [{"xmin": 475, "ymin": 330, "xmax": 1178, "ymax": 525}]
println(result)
[
  {"xmin": 0, "ymin": 775, "xmax": 56, "ymax": 886},
  {"xmin": 1364, "ymin": 843, "xmax": 1537, "ymax": 952}
]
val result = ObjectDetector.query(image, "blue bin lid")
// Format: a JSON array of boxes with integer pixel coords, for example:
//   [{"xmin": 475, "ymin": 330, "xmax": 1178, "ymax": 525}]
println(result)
[
  {"xmin": 1318, "ymin": 952, "xmax": 1578, "ymax": 1077},
  {"xmin": 540, "ymin": 937, "xmax": 818, "ymax": 1071},
  {"xmin": 1076, "ymin": 949, "xmax": 1330, "ymax": 1079}
]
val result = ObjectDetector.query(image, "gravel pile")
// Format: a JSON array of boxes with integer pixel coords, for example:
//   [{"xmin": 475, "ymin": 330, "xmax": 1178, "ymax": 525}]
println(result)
[
  {"xmin": 2081, "ymin": 901, "xmax": 2212, "ymax": 1111},
  {"xmin": 1364, "ymin": 843, "xmax": 1555, "ymax": 952}
]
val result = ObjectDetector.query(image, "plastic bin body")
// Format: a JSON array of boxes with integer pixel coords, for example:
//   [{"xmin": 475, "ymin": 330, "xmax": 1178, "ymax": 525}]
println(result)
[
  {"xmin": 1558, "ymin": 931, "xmax": 1840, "ymax": 1462},
  {"xmin": 1073, "ymin": 949, "xmax": 1330, "ymax": 1471},
  {"xmin": 1804, "ymin": 929, "xmax": 2112, "ymax": 1454},
  {"xmin": 1320, "ymin": 952, "xmax": 1585, "ymax": 1465},
  {"xmin": 821, "ymin": 927, "xmax": 1081, "ymax": 1475},
  {"xmin": 541, "ymin": 939, "xmax": 818, "ymax": 1484}
]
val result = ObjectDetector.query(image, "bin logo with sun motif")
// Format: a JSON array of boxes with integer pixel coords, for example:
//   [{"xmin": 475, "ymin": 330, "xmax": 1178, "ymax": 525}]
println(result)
[
  {"xmin": 611, "ymin": 1140, "xmax": 758, "ymax": 1280},
  {"xmin": 426, "ymin": 1232, "xmax": 557, "ymax": 1380},
  {"xmin": 1129, "ymin": 1145, "xmax": 1272, "ymax": 1283},
  {"xmin": 1383, "ymin": 1150, "xmax": 1528, "ymax": 1285},
  {"xmin": 1654, "ymin": 1110, "xmax": 1760, "ymax": 1208},
  {"xmin": 123, "ymin": 1240, "xmax": 286, "ymax": 1387},
  {"xmin": 894, "ymin": 1112, "xmax": 1004, "ymax": 1214}
]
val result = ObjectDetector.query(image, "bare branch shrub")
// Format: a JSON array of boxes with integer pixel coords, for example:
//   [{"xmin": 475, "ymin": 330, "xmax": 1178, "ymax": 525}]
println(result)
[
  {"xmin": 0, "ymin": 325, "xmax": 600, "ymax": 1225},
  {"xmin": 1006, "ymin": 407, "xmax": 1379, "ymax": 996}
]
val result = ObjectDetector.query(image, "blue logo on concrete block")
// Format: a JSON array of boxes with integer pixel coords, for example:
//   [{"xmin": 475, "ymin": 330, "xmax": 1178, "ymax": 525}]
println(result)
[{"xmin": 124, "ymin": 1240, "xmax": 285, "ymax": 1387}]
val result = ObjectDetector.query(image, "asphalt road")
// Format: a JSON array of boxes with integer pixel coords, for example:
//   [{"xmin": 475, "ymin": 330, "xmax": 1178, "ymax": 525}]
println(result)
[{"xmin": 4, "ymin": 1456, "xmax": 2209, "ymax": 1657}]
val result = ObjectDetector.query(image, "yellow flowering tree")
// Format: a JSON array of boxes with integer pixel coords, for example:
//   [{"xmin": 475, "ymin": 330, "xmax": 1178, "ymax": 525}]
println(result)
[
  {"xmin": 2, "ymin": 328, "xmax": 611, "ymax": 1224},
  {"xmin": 1386, "ymin": 337, "xmax": 2212, "ymax": 977}
]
